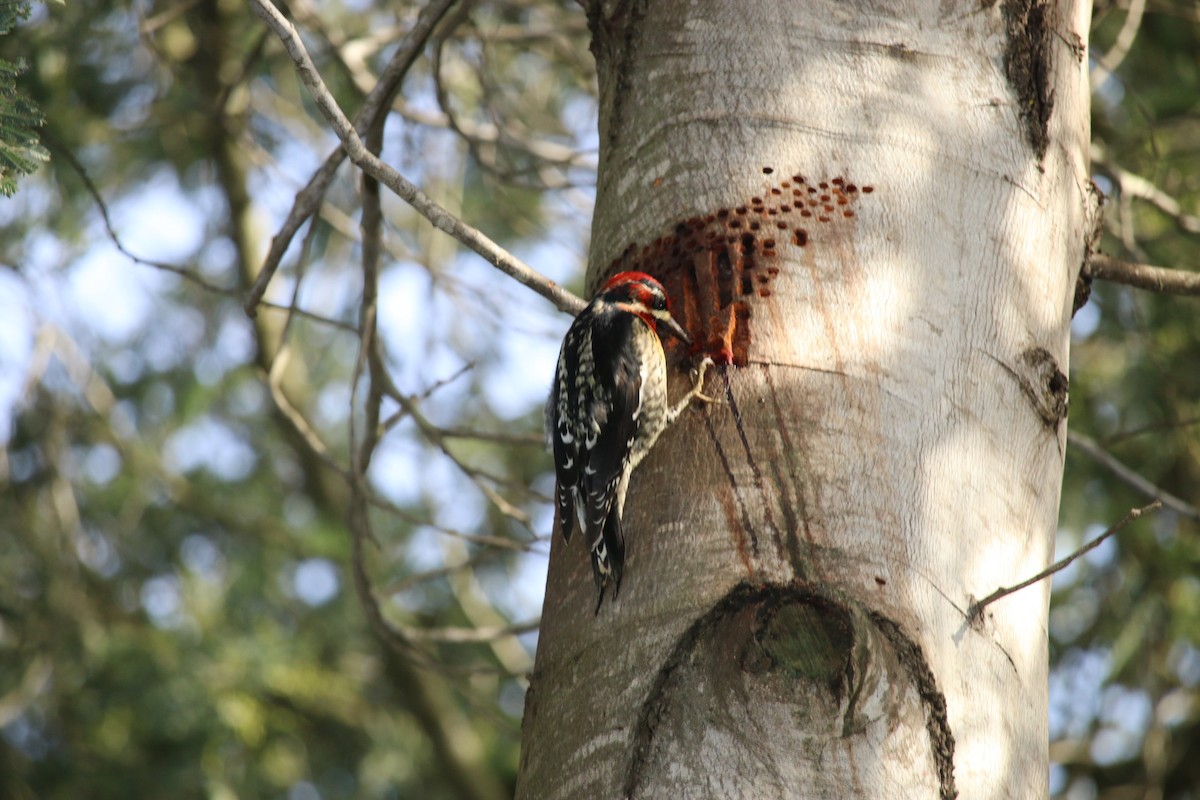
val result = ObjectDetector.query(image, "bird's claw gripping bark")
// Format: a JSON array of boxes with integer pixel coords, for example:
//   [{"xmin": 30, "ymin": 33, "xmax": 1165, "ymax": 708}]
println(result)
[{"xmin": 690, "ymin": 357, "xmax": 720, "ymax": 405}]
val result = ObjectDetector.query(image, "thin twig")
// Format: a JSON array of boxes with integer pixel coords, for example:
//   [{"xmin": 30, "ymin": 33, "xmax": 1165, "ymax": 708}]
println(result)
[
  {"xmin": 248, "ymin": 0, "xmax": 586, "ymax": 316},
  {"xmin": 390, "ymin": 97, "xmax": 597, "ymax": 171},
  {"xmin": 251, "ymin": 300, "xmax": 359, "ymax": 333},
  {"xmin": 371, "ymin": 497, "xmax": 539, "ymax": 551},
  {"xmin": 1091, "ymin": 0, "xmax": 1146, "ymax": 79},
  {"xmin": 384, "ymin": 385, "xmax": 535, "ymax": 526},
  {"xmin": 968, "ymin": 501, "xmax": 1162, "ymax": 622},
  {"xmin": 43, "ymin": 132, "xmax": 359, "ymax": 334},
  {"xmin": 1093, "ymin": 144, "xmax": 1200, "ymax": 236},
  {"xmin": 266, "ymin": 350, "xmax": 347, "ymax": 475},
  {"xmin": 1105, "ymin": 416, "xmax": 1200, "ymax": 446},
  {"xmin": 1089, "ymin": 254, "xmax": 1200, "ymax": 296},
  {"xmin": 441, "ymin": 427, "xmax": 546, "ymax": 447},
  {"xmin": 379, "ymin": 362, "xmax": 477, "ymax": 433},
  {"xmin": 1068, "ymin": 430, "xmax": 1200, "ymax": 520},
  {"xmin": 43, "ymin": 132, "xmax": 236, "ymax": 296},
  {"xmin": 399, "ymin": 619, "xmax": 540, "ymax": 644},
  {"xmin": 381, "ymin": 547, "xmax": 509, "ymax": 596}
]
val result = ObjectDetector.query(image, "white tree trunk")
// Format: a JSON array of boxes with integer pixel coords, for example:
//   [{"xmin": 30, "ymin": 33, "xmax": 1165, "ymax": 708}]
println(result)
[{"xmin": 518, "ymin": 1, "xmax": 1094, "ymax": 798}]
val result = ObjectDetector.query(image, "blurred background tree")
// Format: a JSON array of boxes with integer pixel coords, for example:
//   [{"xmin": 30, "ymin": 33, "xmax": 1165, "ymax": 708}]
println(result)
[{"xmin": 0, "ymin": 1, "xmax": 1195, "ymax": 798}]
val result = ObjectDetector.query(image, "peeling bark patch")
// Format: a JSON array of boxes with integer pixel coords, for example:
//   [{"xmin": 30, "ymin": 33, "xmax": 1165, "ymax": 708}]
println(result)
[
  {"xmin": 599, "ymin": 169, "xmax": 873, "ymax": 366},
  {"xmin": 1019, "ymin": 346, "xmax": 1069, "ymax": 428},
  {"xmin": 869, "ymin": 612, "xmax": 958, "ymax": 800},
  {"xmin": 1072, "ymin": 258, "xmax": 1093, "ymax": 315},
  {"xmin": 1002, "ymin": 0, "xmax": 1055, "ymax": 159},
  {"xmin": 1074, "ymin": 179, "xmax": 1106, "ymax": 316}
]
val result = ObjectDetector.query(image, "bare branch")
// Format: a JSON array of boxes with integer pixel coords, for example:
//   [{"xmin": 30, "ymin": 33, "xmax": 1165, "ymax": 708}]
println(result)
[
  {"xmin": 244, "ymin": 0, "xmax": 461, "ymax": 317},
  {"xmin": 266, "ymin": 349, "xmax": 349, "ymax": 477},
  {"xmin": 1068, "ymin": 430, "xmax": 1200, "ymax": 520},
  {"xmin": 1105, "ymin": 416, "xmax": 1200, "ymax": 446},
  {"xmin": 1093, "ymin": 143, "xmax": 1200, "ymax": 236},
  {"xmin": 1090, "ymin": 0, "xmax": 1146, "ymax": 79},
  {"xmin": 441, "ymin": 427, "xmax": 546, "ymax": 447},
  {"xmin": 382, "ymin": 549, "xmax": 509, "ymax": 597},
  {"xmin": 969, "ymin": 501, "xmax": 1162, "ymax": 622},
  {"xmin": 400, "ymin": 619, "xmax": 540, "ymax": 644},
  {"xmin": 383, "ymin": 383, "xmax": 536, "ymax": 526},
  {"xmin": 1088, "ymin": 254, "xmax": 1200, "ymax": 296},
  {"xmin": 370, "ymin": 497, "xmax": 539, "ymax": 552},
  {"xmin": 249, "ymin": 0, "xmax": 586, "ymax": 316}
]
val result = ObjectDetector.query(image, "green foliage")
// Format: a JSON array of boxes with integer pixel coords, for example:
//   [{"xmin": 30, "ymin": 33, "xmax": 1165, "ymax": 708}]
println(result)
[
  {"xmin": 0, "ymin": 0, "xmax": 50, "ymax": 195},
  {"xmin": 1, "ymin": 0, "xmax": 589, "ymax": 797},
  {"xmin": 1051, "ymin": 4, "xmax": 1200, "ymax": 796}
]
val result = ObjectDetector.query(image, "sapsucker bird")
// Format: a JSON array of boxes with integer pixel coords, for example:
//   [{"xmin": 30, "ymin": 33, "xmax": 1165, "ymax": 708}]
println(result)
[{"xmin": 546, "ymin": 271, "xmax": 713, "ymax": 612}]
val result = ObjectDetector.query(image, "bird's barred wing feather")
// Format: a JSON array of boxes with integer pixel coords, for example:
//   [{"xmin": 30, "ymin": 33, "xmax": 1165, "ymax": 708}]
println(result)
[
  {"xmin": 550, "ymin": 312, "xmax": 643, "ymax": 542},
  {"xmin": 549, "ymin": 330, "xmax": 581, "ymax": 542},
  {"xmin": 578, "ymin": 314, "xmax": 641, "ymax": 584}
]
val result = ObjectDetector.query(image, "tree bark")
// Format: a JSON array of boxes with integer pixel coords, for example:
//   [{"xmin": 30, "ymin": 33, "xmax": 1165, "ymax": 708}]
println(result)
[{"xmin": 518, "ymin": 0, "xmax": 1093, "ymax": 797}]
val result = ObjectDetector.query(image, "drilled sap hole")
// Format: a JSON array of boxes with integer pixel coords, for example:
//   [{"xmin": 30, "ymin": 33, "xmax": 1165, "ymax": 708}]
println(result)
[
  {"xmin": 595, "ymin": 169, "xmax": 875, "ymax": 366},
  {"xmin": 716, "ymin": 250, "xmax": 736, "ymax": 309}
]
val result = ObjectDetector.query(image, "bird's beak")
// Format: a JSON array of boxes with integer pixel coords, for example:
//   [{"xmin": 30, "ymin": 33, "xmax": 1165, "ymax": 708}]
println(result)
[{"xmin": 660, "ymin": 314, "xmax": 691, "ymax": 344}]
